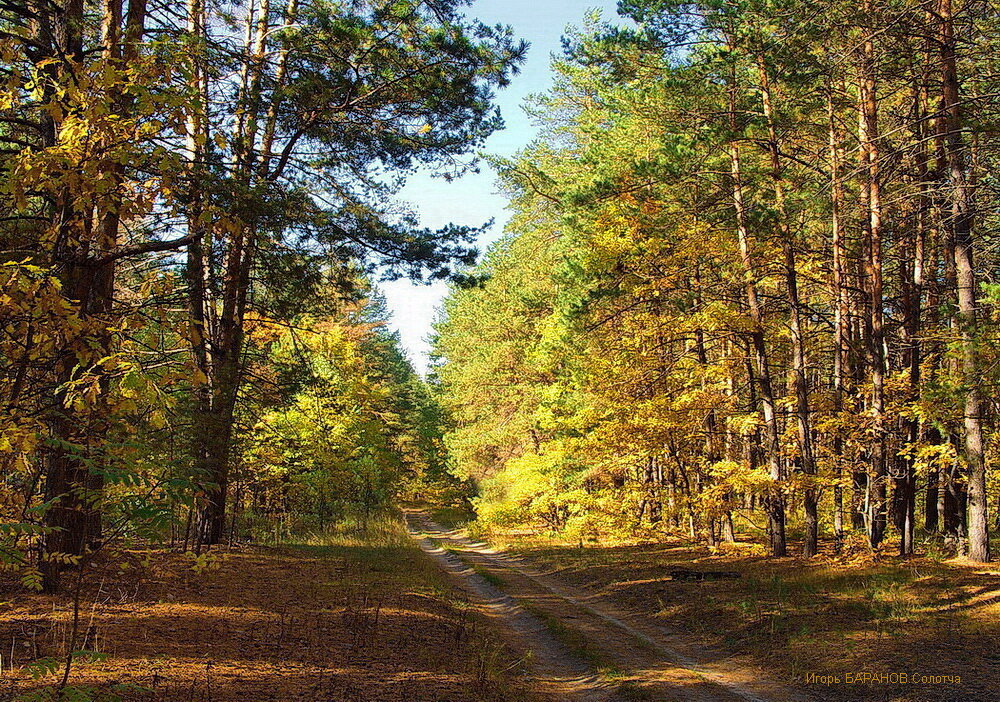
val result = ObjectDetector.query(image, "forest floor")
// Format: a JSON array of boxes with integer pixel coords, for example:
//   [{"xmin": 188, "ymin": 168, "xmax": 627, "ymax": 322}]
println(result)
[
  {"xmin": 428, "ymin": 508, "xmax": 1000, "ymax": 702},
  {"xmin": 3, "ymin": 515, "xmax": 996, "ymax": 702},
  {"xmin": 0, "ymin": 517, "xmax": 539, "ymax": 702}
]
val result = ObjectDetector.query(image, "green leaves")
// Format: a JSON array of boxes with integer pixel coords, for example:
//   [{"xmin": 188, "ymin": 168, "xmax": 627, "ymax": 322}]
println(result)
[{"xmin": 239, "ymin": 293, "xmax": 445, "ymax": 536}]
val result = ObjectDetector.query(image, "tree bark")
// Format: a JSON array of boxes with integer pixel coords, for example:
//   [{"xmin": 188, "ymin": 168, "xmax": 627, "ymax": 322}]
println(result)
[
  {"xmin": 757, "ymin": 58, "xmax": 817, "ymax": 556},
  {"xmin": 939, "ymin": 0, "xmax": 989, "ymax": 561},
  {"xmin": 193, "ymin": 0, "xmax": 305, "ymax": 545},
  {"xmin": 728, "ymin": 78, "xmax": 785, "ymax": 557},
  {"xmin": 858, "ymin": 14, "xmax": 888, "ymax": 548},
  {"xmin": 828, "ymin": 78, "xmax": 849, "ymax": 546},
  {"xmin": 39, "ymin": 0, "xmax": 110, "ymax": 590}
]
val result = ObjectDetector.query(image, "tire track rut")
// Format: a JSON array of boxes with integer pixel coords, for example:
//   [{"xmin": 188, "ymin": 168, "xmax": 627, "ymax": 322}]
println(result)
[
  {"xmin": 408, "ymin": 518, "xmax": 616, "ymax": 701},
  {"xmin": 407, "ymin": 510, "xmax": 810, "ymax": 702}
]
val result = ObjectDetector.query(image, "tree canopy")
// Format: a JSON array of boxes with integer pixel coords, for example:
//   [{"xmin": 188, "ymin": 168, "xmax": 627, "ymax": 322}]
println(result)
[{"xmin": 434, "ymin": 0, "xmax": 1000, "ymax": 561}]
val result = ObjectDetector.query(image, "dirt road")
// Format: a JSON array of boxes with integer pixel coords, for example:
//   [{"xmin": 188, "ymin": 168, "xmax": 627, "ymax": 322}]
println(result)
[{"xmin": 407, "ymin": 511, "xmax": 809, "ymax": 702}]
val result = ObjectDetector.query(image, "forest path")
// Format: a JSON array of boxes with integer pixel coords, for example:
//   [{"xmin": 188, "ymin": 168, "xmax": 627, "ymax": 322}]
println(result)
[
  {"xmin": 407, "ymin": 510, "xmax": 809, "ymax": 702},
  {"xmin": 407, "ymin": 515, "xmax": 615, "ymax": 701}
]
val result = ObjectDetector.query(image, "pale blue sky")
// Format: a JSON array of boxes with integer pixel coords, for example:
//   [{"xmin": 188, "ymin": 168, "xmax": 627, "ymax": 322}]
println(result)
[{"xmin": 381, "ymin": 0, "xmax": 624, "ymax": 374}]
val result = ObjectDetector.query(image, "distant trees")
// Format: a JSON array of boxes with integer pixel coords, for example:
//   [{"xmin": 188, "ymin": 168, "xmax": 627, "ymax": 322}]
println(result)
[
  {"xmin": 436, "ymin": 0, "xmax": 1000, "ymax": 561},
  {"xmin": 239, "ymin": 292, "xmax": 447, "ymax": 538}
]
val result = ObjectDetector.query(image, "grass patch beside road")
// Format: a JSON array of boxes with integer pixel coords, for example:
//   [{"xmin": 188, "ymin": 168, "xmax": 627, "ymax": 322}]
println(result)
[{"xmin": 498, "ymin": 530, "xmax": 1000, "ymax": 701}]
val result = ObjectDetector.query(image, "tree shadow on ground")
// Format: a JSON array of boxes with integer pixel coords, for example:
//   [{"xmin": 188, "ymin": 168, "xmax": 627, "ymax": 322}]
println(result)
[
  {"xmin": 511, "ymin": 538, "xmax": 1000, "ymax": 701},
  {"xmin": 0, "ymin": 545, "xmax": 537, "ymax": 702}
]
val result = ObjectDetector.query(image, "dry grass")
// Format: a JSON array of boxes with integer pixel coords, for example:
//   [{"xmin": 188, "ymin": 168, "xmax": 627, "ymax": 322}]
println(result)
[
  {"xmin": 0, "ymin": 516, "xmax": 534, "ymax": 702},
  {"xmin": 500, "ymin": 529, "xmax": 1000, "ymax": 701}
]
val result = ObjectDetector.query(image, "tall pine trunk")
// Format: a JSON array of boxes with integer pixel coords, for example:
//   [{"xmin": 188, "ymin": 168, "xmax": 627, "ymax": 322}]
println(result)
[
  {"xmin": 858, "ymin": 15, "xmax": 888, "ymax": 548},
  {"xmin": 728, "ymin": 79, "xmax": 785, "ymax": 556},
  {"xmin": 939, "ymin": 0, "xmax": 989, "ymax": 562},
  {"xmin": 757, "ymin": 59, "xmax": 817, "ymax": 556},
  {"xmin": 828, "ymin": 78, "xmax": 849, "ymax": 546}
]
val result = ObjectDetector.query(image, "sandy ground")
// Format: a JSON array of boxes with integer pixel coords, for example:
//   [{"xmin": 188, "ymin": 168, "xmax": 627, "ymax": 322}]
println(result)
[{"xmin": 407, "ymin": 511, "xmax": 803, "ymax": 702}]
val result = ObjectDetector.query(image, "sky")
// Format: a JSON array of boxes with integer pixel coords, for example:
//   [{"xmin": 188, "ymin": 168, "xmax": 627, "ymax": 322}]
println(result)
[{"xmin": 380, "ymin": 0, "xmax": 624, "ymax": 375}]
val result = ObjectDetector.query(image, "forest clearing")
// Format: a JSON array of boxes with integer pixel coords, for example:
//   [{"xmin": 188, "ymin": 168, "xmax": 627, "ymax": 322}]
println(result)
[{"xmin": 3, "ymin": 0, "xmax": 1000, "ymax": 699}]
